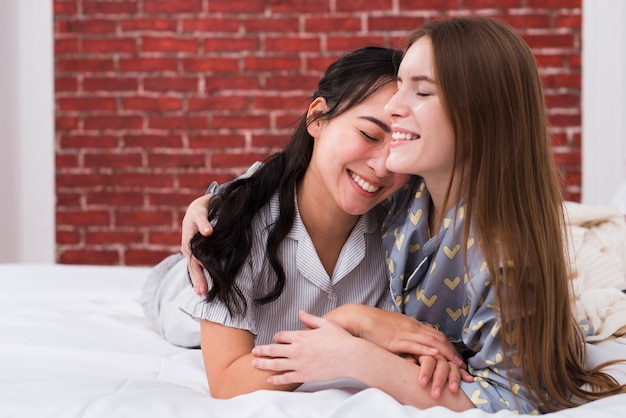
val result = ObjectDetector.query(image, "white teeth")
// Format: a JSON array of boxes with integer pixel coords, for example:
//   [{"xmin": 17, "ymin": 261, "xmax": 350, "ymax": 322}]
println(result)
[
  {"xmin": 351, "ymin": 173, "xmax": 381, "ymax": 193},
  {"xmin": 392, "ymin": 131, "xmax": 419, "ymax": 141}
]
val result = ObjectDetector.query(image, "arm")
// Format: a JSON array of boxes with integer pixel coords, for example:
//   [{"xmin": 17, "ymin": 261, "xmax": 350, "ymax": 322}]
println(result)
[
  {"xmin": 252, "ymin": 311, "xmax": 474, "ymax": 411},
  {"xmin": 200, "ymin": 319, "xmax": 299, "ymax": 398}
]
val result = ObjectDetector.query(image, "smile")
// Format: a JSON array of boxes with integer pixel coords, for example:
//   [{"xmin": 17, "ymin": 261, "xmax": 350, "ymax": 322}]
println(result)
[
  {"xmin": 350, "ymin": 172, "xmax": 381, "ymax": 193},
  {"xmin": 392, "ymin": 131, "xmax": 420, "ymax": 141}
]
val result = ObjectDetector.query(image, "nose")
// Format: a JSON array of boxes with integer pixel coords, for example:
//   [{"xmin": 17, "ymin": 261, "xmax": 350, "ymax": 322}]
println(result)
[
  {"xmin": 368, "ymin": 138, "xmax": 392, "ymax": 177},
  {"xmin": 384, "ymin": 87, "xmax": 409, "ymax": 118}
]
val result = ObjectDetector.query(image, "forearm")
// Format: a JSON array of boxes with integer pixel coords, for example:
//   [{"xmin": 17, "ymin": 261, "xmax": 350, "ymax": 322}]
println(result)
[
  {"xmin": 344, "ymin": 337, "xmax": 474, "ymax": 411},
  {"xmin": 207, "ymin": 352, "xmax": 300, "ymax": 398}
]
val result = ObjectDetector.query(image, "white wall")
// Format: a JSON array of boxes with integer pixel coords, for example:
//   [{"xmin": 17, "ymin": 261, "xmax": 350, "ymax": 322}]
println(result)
[
  {"xmin": 0, "ymin": 0, "xmax": 54, "ymax": 263},
  {"xmin": 582, "ymin": 0, "xmax": 626, "ymax": 206}
]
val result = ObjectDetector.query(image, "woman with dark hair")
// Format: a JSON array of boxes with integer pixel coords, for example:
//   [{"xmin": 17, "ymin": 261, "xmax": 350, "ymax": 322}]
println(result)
[{"xmin": 141, "ymin": 46, "xmax": 467, "ymax": 399}]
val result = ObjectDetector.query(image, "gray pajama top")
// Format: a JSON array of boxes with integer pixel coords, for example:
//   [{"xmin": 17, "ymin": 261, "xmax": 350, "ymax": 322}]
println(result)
[{"xmin": 382, "ymin": 176, "xmax": 546, "ymax": 414}]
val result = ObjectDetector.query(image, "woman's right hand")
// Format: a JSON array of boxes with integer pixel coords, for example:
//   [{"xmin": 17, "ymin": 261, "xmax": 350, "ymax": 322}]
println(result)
[{"xmin": 181, "ymin": 194, "xmax": 213, "ymax": 295}]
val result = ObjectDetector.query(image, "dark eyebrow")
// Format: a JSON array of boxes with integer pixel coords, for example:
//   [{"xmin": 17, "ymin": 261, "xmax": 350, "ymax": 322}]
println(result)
[{"xmin": 358, "ymin": 116, "xmax": 390, "ymax": 133}]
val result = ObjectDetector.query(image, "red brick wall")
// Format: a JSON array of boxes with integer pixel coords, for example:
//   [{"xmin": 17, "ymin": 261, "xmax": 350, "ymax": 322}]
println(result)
[{"xmin": 54, "ymin": 0, "xmax": 583, "ymax": 266}]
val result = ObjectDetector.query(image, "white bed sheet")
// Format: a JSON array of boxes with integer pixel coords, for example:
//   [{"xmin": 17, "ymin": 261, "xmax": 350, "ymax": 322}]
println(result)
[{"xmin": 1, "ymin": 263, "xmax": 625, "ymax": 418}]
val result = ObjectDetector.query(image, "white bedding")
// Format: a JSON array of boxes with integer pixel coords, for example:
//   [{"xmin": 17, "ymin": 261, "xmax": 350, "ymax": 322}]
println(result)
[{"xmin": 1, "ymin": 263, "xmax": 626, "ymax": 418}]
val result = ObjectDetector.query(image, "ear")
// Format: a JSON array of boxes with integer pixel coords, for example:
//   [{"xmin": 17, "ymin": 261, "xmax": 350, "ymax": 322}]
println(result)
[{"xmin": 306, "ymin": 97, "xmax": 328, "ymax": 138}]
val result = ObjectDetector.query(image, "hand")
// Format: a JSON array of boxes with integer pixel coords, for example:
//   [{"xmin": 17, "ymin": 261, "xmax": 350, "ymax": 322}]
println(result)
[
  {"xmin": 412, "ymin": 354, "xmax": 474, "ymax": 399},
  {"xmin": 328, "ymin": 305, "xmax": 466, "ymax": 368},
  {"xmin": 180, "ymin": 194, "xmax": 213, "ymax": 295},
  {"xmin": 252, "ymin": 311, "xmax": 358, "ymax": 385}
]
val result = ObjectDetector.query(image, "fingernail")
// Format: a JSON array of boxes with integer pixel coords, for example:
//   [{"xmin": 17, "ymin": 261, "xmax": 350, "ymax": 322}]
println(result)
[
  {"xmin": 455, "ymin": 355, "xmax": 464, "ymax": 366},
  {"xmin": 433, "ymin": 387, "xmax": 441, "ymax": 398}
]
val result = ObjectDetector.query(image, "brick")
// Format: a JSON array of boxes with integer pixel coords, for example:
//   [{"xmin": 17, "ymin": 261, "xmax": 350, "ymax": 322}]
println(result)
[
  {"xmin": 57, "ymin": 58, "xmax": 115, "ymax": 73},
  {"xmin": 86, "ymin": 230, "xmax": 144, "ymax": 245},
  {"xmin": 59, "ymin": 19, "xmax": 117, "ymax": 34},
  {"xmin": 123, "ymin": 134, "xmax": 184, "ymax": 148},
  {"xmin": 182, "ymin": 18, "xmax": 240, "ymax": 33},
  {"xmin": 211, "ymin": 152, "xmax": 271, "ymax": 169},
  {"xmin": 56, "ymin": 229, "xmax": 81, "ymax": 245},
  {"xmin": 56, "ymin": 172, "xmax": 114, "ymax": 188},
  {"xmin": 188, "ymin": 134, "xmax": 246, "ymax": 149},
  {"xmin": 149, "ymin": 231, "xmax": 181, "ymax": 246},
  {"xmin": 119, "ymin": 57, "xmax": 178, "ymax": 72},
  {"xmin": 369, "ymin": 16, "xmax": 424, "ymax": 32},
  {"xmin": 244, "ymin": 56, "xmax": 301, "ymax": 72},
  {"xmin": 208, "ymin": 0, "xmax": 265, "ymax": 13},
  {"xmin": 84, "ymin": 152, "xmax": 144, "ymax": 168},
  {"xmin": 179, "ymin": 172, "xmax": 230, "ymax": 189},
  {"xmin": 116, "ymin": 210, "xmax": 173, "ymax": 226},
  {"xmin": 253, "ymin": 94, "xmax": 309, "ymax": 111},
  {"xmin": 149, "ymin": 191, "xmax": 203, "ymax": 207},
  {"xmin": 54, "ymin": 1, "xmax": 78, "ymax": 16},
  {"xmin": 305, "ymin": 17, "xmax": 361, "ymax": 32},
  {"xmin": 57, "ymin": 97, "xmax": 118, "ymax": 111},
  {"xmin": 336, "ymin": 0, "xmax": 393, "ymax": 12},
  {"xmin": 146, "ymin": 152, "xmax": 206, "ymax": 168},
  {"xmin": 55, "ymin": 38, "xmax": 79, "ymax": 54},
  {"xmin": 55, "ymin": 76, "xmax": 79, "ymax": 92},
  {"xmin": 188, "ymin": 96, "xmax": 250, "ymax": 112},
  {"xmin": 462, "ymin": 0, "xmax": 521, "ymax": 9},
  {"xmin": 83, "ymin": 38, "xmax": 137, "ymax": 54},
  {"xmin": 122, "ymin": 96, "xmax": 184, "ymax": 111},
  {"xmin": 268, "ymin": 0, "xmax": 330, "ymax": 13},
  {"xmin": 56, "ymin": 210, "xmax": 111, "ymax": 226},
  {"xmin": 87, "ymin": 191, "xmax": 144, "ymax": 206},
  {"xmin": 59, "ymin": 249, "xmax": 120, "ymax": 265},
  {"xmin": 205, "ymin": 76, "xmax": 261, "ymax": 92},
  {"xmin": 266, "ymin": 37, "xmax": 320, "ymax": 52},
  {"xmin": 243, "ymin": 18, "xmax": 300, "ymax": 33},
  {"xmin": 142, "ymin": 36, "xmax": 199, "ymax": 53},
  {"xmin": 55, "ymin": 116, "xmax": 80, "ymax": 130},
  {"xmin": 211, "ymin": 114, "xmax": 270, "ymax": 130},
  {"xmin": 527, "ymin": 0, "xmax": 581, "ymax": 7},
  {"xmin": 266, "ymin": 75, "xmax": 319, "ymax": 90},
  {"xmin": 121, "ymin": 18, "xmax": 178, "ymax": 32},
  {"xmin": 84, "ymin": 115, "xmax": 144, "ymax": 130},
  {"xmin": 144, "ymin": 0, "xmax": 204, "ymax": 14},
  {"xmin": 144, "ymin": 77, "xmax": 199, "ymax": 92},
  {"xmin": 203, "ymin": 37, "xmax": 261, "ymax": 53},
  {"xmin": 182, "ymin": 57, "xmax": 240, "ymax": 73},
  {"xmin": 125, "ymin": 249, "xmax": 176, "ymax": 266},
  {"xmin": 326, "ymin": 36, "xmax": 387, "ymax": 52},
  {"xmin": 59, "ymin": 135, "xmax": 119, "ymax": 149},
  {"xmin": 83, "ymin": 1, "xmax": 138, "ymax": 15},
  {"xmin": 252, "ymin": 134, "xmax": 290, "ymax": 149},
  {"xmin": 83, "ymin": 76, "xmax": 139, "ymax": 92},
  {"xmin": 56, "ymin": 192, "xmax": 82, "ymax": 207},
  {"xmin": 497, "ymin": 14, "xmax": 551, "ymax": 30},
  {"xmin": 399, "ymin": 0, "xmax": 458, "ymax": 8},
  {"xmin": 148, "ymin": 116, "xmax": 208, "ymax": 130},
  {"xmin": 56, "ymin": 154, "xmax": 80, "ymax": 168},
  {"xmin": 111, "ymin": 172, "xmax": 175, "ymax": 188},
  {"xmin": 524, "ymin": 33, "xmax": 576, "ymax": 49}
]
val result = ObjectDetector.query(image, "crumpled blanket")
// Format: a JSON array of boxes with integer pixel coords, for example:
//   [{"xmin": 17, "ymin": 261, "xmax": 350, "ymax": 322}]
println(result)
[{"xmin": 565, "ymin": 201, "xmax": 626, "ymax": 342}]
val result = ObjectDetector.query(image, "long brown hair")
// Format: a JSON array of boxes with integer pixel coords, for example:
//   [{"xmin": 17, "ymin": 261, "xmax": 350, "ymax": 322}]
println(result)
[{"xmin": 407, "ymin": 17, "xmax": 625, "ymax": 410}]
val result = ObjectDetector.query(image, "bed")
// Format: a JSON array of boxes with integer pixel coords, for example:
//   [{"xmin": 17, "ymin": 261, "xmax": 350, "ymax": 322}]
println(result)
[{"xmin": 2, "ymin": 204, "xmax": 626, "ymax": 418}]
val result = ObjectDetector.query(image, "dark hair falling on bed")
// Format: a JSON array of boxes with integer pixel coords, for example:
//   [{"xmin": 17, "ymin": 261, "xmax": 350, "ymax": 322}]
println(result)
[{"xmin": 189, "ymin": 46, "xmax": 402, "ymax": 317}]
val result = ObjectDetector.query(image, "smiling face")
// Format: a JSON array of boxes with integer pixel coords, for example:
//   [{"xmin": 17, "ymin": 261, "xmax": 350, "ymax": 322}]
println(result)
[
  {"xmin": 384, "ymin": 37, "xmax": 458, "ymax": 193},
  {"xmin": 304, "ymin": 83, "xmax": 410, "ymax": 216}
]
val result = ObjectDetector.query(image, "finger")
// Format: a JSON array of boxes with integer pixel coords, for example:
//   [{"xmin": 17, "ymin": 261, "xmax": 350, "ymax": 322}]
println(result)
[
  {"xmin": 446, "ymin": 361, "xmax": 462, "ymax": 394},
  {"xmin": 461, "ymin": 368, "xmax": 475, "ymax": 383},
  {"xmin": 188, "ymin": 258, "xmax": 207, "ymax": 295},
  {"xmin": 267, "ymin": 371, "xmax": 301, "ymax": 385},
  {"xmin": 429, "ymin": 357, "xmax": 450, "ymax": 399},
  {"xmin": 417, "ymin": 356, "xmax": 435, "ymax": 387},
  {"xmin": 297, "ymin": 310, "xmax": 327, "ymax": 330}
]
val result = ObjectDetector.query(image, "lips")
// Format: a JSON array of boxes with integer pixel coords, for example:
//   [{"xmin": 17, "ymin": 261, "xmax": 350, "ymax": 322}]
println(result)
[
  {"xmin": 350, "ymin": 171, "xmax": 381, "ymax": 193},
  {"xmin": 392, "ymin": 131, "xmax": 420, "ymax": 141}
]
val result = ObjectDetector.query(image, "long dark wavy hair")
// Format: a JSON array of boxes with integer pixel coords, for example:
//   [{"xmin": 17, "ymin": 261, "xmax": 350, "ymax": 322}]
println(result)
[{"xmin": 190, "ymin": 46, "xmax": 402, "ymax": 318}]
